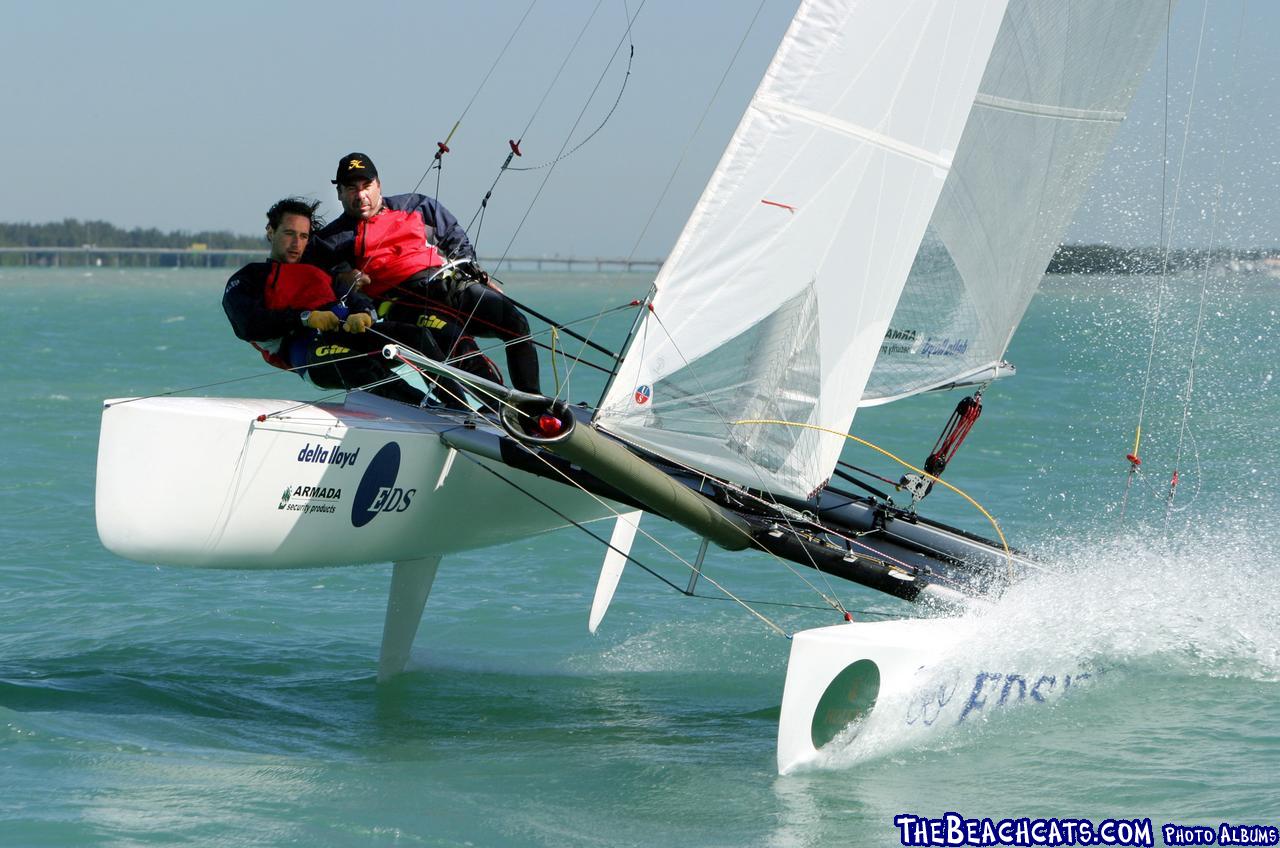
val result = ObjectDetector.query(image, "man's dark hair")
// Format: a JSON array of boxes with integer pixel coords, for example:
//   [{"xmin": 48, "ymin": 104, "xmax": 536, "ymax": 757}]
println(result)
[{"xmin": 266, "ymin": 197, "xmax": 323, "ymax": 230}]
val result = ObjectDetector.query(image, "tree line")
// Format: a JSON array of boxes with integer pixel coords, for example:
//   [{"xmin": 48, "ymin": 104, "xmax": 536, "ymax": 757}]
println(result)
[
  {"xmin": 1, "ymin": 219, "xmax": 261, "ymax": 249},
  {"xmin": 1045, "ymin": 244, "xmax": 1276, "ymax": 275},
  {"xmin": 1, "ymin": 219, "xmax": 1274, "ymax": 273}
]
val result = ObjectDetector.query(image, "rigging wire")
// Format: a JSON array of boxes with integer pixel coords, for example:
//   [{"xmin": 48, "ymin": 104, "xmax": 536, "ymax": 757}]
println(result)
[
  {"xmin": 258, "ymin": 370, "xmax": 429, "ymax": 422},
  {"xmin": 464, "ymin": 423, "xmax": 797, "ymax": 636},
  {"xmin": 465, "ymin": 0, "xmax": 611, "ymax": 246},
  {"xmin": 1121, "ymin": 0, "xmax": 1210, "ymax": 519},
  {"xmin": 546, "ymin": 291, "xmax": 636, "ymax": 407},
  {"xmin": 374, "ymin": 283, "xmax": 631, "ymax": 375},
  {"xmin": 451, "ymin": 434, "xmax": 887, "ymax": 623},
  {"xmin": 448, "ymin": 1, "xmax": 642, "ymax": 389},
  {"xmin": 624, "ymin": 0, "xmax": 771, "ymax": 263},
  {"xmin": 1122, "ymin": 0, "xmax": 1175, "ymax": 519},
  {"xmin": 590, "ymin": 309, "xmax": 992, "ymax": 603},
  {"xmin": 438, "ymin": 438, "xmax": 687, "ymax": 593},
  {"xmin": 486, "ymin": 279, "xmax": 628, "ymax": 361},
  {"xmin": 332, "ymin": 5, "xmax": 540, "ymax": 302},
  {"xmin": 104, "ymin": 350, "xmax": 384, "ymax": 407},
  {"xmin": 731, "ymin": 419, "xmax": 1013, "ymax": 573},
  {"xmin": 582, "ymin": 0, "xmax": 782, "ymax": 410},
  {"xmin": 688, "ymin": 593, "xmax": 904, "ymax": 618},
  {"xmin": 1164, "ymin": 0, "xmax": 1249, "ymax": 525},
  {"xmin": 599, "ymin": 423, "xmax": 995, "ymax": 592},
  {"xmin": 623, "ymin": 307, "xmax": 862, "ymax": 610},
  {"xmin": 489, "ymin": 0, "xmax": 646, "ymax": 271},
  {"xmin": 406, "ymin": 0, "xmax": 541, "ymax": 199},
  {"xmin": 505, "ymin": 43, "xmax": 635, "ymax": 173}
]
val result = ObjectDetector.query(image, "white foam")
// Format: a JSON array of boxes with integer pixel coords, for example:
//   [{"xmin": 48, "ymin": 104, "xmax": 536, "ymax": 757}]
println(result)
[{"xmin": 812, "ymin": 522, "xmax": 1279, "ymax": 769}]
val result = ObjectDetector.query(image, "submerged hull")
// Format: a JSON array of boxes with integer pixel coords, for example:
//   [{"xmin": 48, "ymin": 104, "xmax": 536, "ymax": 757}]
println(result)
[
  {"xmin": 777, "ymin": 614, "xmax": 1099, "ymax": 773},
  {"xmin": 95, "ymin": 392, "xmax": 619, "ymax": 569},
  {"xmin": 777, "ymin": 619, "xmax": 956, "ymax": 773}
]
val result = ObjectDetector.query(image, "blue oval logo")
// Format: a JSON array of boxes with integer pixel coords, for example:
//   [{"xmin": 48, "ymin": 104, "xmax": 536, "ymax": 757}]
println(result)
[{"xmin": 351, "ymin": 442, "xmax": 415, "ymax": 527}]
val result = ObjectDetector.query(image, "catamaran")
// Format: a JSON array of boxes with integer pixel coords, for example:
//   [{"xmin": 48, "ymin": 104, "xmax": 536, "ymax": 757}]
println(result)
[{"xmin": 95, "ymin": 0, "xmax": 1169, "ymax": 772}]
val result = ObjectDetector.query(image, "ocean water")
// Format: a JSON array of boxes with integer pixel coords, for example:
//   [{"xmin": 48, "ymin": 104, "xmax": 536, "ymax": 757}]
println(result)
[{"xmin": 1, "ymin": 267, "xmax": 1277, "ymax": 846}]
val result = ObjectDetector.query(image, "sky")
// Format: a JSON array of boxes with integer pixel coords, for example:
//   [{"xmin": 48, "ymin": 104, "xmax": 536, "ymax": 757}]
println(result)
[{"xmin": 2, "ymin": 0, "xmax": 1276, "ymax": 258}]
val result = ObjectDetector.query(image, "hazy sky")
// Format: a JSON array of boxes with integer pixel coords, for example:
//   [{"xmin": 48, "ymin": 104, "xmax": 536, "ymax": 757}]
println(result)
[{"xmin": 2, "ymin": 0, "xmax": 1275, "ymax": 257}]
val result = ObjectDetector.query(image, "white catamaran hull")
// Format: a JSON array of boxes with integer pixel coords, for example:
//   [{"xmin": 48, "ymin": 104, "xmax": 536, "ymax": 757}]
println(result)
[
  {"xmin": 96, "ymin": 392, "xmax": 618, "ymax": 569},
  {"xmin": 777, "ymin": 619, "xmax": 953, "ymax": 773},
  {"xmin": 777, "ymin": 615, "xmax": 1102, "ymax": 772}
]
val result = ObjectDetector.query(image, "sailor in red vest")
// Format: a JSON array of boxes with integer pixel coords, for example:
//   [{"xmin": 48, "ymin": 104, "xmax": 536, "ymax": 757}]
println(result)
[
  {"xmin": 222, "ymin": 197, "xmax": 468, "ymax": 408},
  {"xmin": 306, "ymin": 152, "xmax": 540, "ymax": 393}
]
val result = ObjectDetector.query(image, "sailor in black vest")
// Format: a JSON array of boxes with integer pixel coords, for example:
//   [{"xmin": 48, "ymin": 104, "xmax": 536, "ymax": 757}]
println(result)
[{"xmin": 222, "ymin": 197, "xmax": 468, "ymax": 408}]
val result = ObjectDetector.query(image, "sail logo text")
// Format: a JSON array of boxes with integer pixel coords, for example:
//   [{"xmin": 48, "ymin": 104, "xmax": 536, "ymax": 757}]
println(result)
[
  {"xmin": 296, "ymin": 442, "xmax": 361, "ymax": 469},
  {"xmin": 880, "ymin": 327, "xmax": 919, "ymax": 355},
  {"xmin": 918, "ymin": 337, "xmax": 969, "ymax": 357},
  {"xmin": 351, "ymin": 442, "xmax": 416, "ymax": 528},
  {"xmin": 634, "ymin": 384, "xmax": 651, "ymax": 405},
  {"xmin": 878, "ymin": 328, "xmax": 970, "ymax": 358},
  {"xmin": 278, "ymin": 485, "xmax": 342, "ymax": 514},
  {"xmin": 905, "ymin": 669, "xmax": 1093, "ymax": 727},
  {"xmin": 286, "ymin": 486, "xmax": 341, "ymax": 499}
]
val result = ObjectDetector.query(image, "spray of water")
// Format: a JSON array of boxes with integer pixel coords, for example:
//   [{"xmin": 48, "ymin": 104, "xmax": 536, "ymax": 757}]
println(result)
[{"xmin": 815, "ymin": 521, "xmax": 1279, "ymax": 768}]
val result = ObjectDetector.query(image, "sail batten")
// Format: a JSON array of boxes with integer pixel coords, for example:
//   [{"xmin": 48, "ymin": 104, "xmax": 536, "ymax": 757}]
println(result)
[
  {"xmin": 596, "ymin": 0, "xmax": 1010, "ymax": 499},
  {"xmin": 756, "ymin": 98, "xmax": 956, "ymax": 171},
  {"xmin": 863, "ymin": 0, "xmax": 1168, "ymax": 405},
  {"xmin": 973, "ymin": 94, "xmax": 1127, "ymax": 123}
]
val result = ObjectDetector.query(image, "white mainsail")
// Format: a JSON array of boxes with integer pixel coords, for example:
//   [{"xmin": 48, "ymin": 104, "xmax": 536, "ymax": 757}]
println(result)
[
  {"xmin": 862, "ymin": 0, "xmax": 1169, "ymax": 404},
  {"xmin": 596, "ymin": 0, "xmax": 1009, "ymax": 500}
]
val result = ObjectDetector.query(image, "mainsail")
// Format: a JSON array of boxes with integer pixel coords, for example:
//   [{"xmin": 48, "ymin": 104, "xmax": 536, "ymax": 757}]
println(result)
[
  {"xmin": 862, "ymin": 0, "xmax": 1169, "ymax": 404},
  {"xmin": 596, "ymin": 0, "xmax": 1010, "ymax": 500}
]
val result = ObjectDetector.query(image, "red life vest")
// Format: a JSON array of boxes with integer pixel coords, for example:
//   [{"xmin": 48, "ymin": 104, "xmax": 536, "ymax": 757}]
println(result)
[
  {"xmin": 356, "ymin": 209, "xmax": 444, "ymax": 296},
  {"xmin": 250, "ymin": 263, "xmax": 337, "ymax": 371},
  {"xmin": 263, "ymin": 262, "xmax": 338, "ymax": 310}
]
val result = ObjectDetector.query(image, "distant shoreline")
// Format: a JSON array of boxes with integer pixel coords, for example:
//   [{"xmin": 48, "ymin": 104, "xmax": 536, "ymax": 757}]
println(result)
[
  {"xmin": 0, "ymin": 219, "xmax": 1274, "ymax": 274},
  {"xmin": 0, "ymin": 247, "xmax": 663, "ymax": 274}
]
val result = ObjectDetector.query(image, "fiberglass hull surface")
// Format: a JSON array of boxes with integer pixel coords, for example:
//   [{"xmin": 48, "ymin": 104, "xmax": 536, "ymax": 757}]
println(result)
[{"xmin": 95, "ymin": 392, "xmax": 620, "ymax": 569}]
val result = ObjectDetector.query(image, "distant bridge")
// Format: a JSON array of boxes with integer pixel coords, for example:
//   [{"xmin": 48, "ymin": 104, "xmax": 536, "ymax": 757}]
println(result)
[{"xmin": 0, "ymin": 246, "xmax": 663, "ymax": 273}]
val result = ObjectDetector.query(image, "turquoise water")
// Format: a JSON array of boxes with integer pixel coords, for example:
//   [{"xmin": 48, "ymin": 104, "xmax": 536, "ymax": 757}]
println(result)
[{"xmin": 2, "ymin": 267, "xmax": 1277, "ymax": 846}]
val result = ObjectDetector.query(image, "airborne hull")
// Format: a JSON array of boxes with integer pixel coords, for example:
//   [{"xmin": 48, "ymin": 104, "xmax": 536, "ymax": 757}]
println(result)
[{"xmin": 95, "ymin": 392, "xmax": 619, "ymax": 569}]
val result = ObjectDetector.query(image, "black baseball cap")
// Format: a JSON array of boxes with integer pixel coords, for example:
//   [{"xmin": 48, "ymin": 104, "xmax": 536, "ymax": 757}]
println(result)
[{"xmin": 332, "ymin": 152, "xmax": 379, "ymax": 185}]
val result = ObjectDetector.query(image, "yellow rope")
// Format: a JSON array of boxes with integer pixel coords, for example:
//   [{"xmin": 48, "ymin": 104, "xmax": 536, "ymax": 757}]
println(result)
[{"xmin": 731, "ymin": 419, "xmax": 1012, "ymax": 566}]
